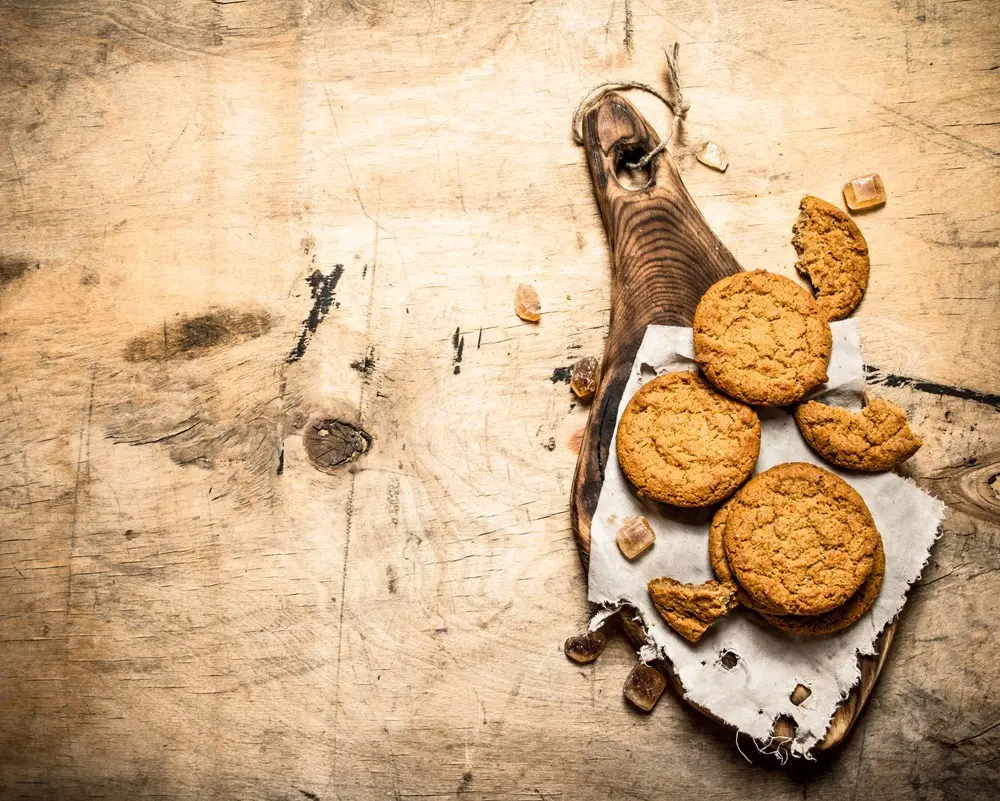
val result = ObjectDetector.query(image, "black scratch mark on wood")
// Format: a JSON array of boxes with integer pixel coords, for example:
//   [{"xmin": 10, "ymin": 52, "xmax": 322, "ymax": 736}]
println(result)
[
  {"xmin": 287, "ymin": 266, "xmax": 344, "ymax": 364},
  {"xmin": 551, "ymin": 366, "xmax": 572, "ymax": 384},
  {"xmin": 947, "ymin": 719, "xmax": 1000, "ymax": 748},
  {"xmin": 477, "ymin": 327, "xmax": 482, "ymax": 349},
  {"xmin": 865, "ymin": 365, "xmax": 1000, "ymax": 411},
  {"xmin": 276, "ymin": 445, "xmax": 284, "ymax": 476},
  {"xmin": 297, "ymin": 790, "xmax": 320, "ymax": 801},
  {"xmin": 452, "ymin": 327, "xmax": 465, "ymax": 375}
]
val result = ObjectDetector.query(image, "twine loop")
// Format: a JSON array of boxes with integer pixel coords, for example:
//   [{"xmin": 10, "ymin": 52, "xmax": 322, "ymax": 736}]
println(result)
[{"xmin": 571, "ymin": 42, "xmax": 689, "ymax": 169}]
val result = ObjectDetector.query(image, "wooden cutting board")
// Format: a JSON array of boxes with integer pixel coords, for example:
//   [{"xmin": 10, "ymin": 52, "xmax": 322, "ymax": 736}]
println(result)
[{"xmin": 569, "ymin": 91, "xmax": 893, "ymax": 755}]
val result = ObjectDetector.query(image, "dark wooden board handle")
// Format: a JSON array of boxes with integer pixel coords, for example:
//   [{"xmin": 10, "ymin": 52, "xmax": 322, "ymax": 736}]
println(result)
[
  {"xmin": 570, "ymin": 92, "xmax": 741, "ymax": 558},
  {"xmin": 569, "ymin": 91, "xmax": 889, "ymax": 756}
]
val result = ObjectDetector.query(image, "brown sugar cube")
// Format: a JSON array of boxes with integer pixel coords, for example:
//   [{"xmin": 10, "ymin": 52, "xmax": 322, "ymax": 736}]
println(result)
[
  {"xmin": 843, "ymin": 173, "xmax": 886, "ymax": 211},
  {"xmin": 570, "ymin": 356, "xmax": 600, "ymax": 400},
  {"xmin": 563, "ymin": 630, "xmax": 607, "ymax": 664},
  {"xmin": 623, "ymin": 662, "xmax": 667, "ymax": 712},
  {"xmin": 514, "ymin": 284, "xmax": 541, "ymax": 322},
  {"xmin": 616, "ymin": 517, "xmax": 655, "ymax": 560},
  {"xmin": 696, "ymin": 141, "xmax": 729, "ymax": 172}
]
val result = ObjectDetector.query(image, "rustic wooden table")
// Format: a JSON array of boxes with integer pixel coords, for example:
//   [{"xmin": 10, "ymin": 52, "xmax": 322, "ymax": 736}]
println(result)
[{"xmin": 1, "ymin": 1, "xmax": 998, "ymax": 798}]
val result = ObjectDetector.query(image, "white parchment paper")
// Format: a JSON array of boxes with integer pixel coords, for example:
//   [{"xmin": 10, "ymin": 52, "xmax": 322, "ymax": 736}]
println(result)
[{"xmin": 588, "ymin": 321, "xmax": 945, "ymax": 756}]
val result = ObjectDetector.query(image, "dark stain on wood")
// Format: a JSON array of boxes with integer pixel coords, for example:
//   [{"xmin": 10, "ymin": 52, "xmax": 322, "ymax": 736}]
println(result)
[
  {"xmin": 303, "ymin": 417, "xmax": 372, "ymax": 473},
  {"xmin": 457, "ymin": 771, "xmax": 473, "ymax": 794},
  {"xmin": 125, "ymin": 308, "xmax": 272, "ymax": 362},
  {"xmin": 351, "ymin": 346, "xmax": 376, "ymax": 375},
  {"xmin": 551, "ymin": 366, "xmax": 572, "ymax": 383},
  {"xmin": 287, "ymin": 266, "xmax": 344, "ymax": 364},
  {"xmin": 0, "ymin": 257, "xmax": 38, "ymax": 288},
  {"xmin": 865, "ymin": 365, "xmax": 1000, "ymax": 411},
  {"xmin": 386, "ymin": 565, "xmax": 398, "ymax": 594}
]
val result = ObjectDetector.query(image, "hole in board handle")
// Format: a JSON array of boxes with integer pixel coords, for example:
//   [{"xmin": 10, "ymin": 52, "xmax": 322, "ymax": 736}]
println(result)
[{"xmin": 615, "ymin": 144, "xmax": 653, "ymax": 191}]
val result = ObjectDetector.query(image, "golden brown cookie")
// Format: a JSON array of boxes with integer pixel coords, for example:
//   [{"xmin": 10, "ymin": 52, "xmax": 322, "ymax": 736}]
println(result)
[
  {"xmin": 723, "ymin": 462, "xmax": 878, "ymax": 616},
  {"xmin": 791, "ymin": 196, "xmax": 870, "ymax": 321},
  {"xmin": 761, "ymin": 538, "xmax": 885, "ymax": 636},
  {"xmin": 615, "ymin": 371, "xmax": 760, "ymax": 507},
  {"xmin": 647, "ymin": 577, "xmax": 738, "ymax": 643},
  {"xmin": 708, "ymin": 499, "xmax": 784, "ymax": 615},
  {"xmin": 693, "ymin": 271, "xmax": 833, "ymax": 407},
  {"xmin": 795, "ymin": 398, "xmax": 922, "ymax": 472}
]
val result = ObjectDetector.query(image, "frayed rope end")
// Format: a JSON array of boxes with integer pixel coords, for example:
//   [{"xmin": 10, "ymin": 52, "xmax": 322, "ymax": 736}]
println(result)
[{"xmin": 571, "ymin": 42, "xmax": 690, "ymax": 169}]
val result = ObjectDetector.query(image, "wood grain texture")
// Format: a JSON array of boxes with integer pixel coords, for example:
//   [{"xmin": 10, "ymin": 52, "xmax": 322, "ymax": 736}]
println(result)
[{"xmin": 0, "ymin": 0, "xmax": 998, "ymax": 798}]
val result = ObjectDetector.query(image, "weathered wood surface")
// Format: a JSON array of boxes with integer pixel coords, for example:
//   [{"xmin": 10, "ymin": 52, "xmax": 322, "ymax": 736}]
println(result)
[{"xmin": 0, "ymin": 1, "xmax": 998, "ymax": 798}]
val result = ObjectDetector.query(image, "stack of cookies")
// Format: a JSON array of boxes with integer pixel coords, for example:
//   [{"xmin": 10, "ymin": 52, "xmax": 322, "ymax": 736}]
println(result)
[{"xmin": 614, "ymin": 204, "xmax": 922, "ymax": 642}]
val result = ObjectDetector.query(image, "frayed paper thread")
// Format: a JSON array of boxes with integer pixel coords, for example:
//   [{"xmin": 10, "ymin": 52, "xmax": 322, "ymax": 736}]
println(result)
[{"xmin": 588, "ymin": 605, "xmax": 620, "ymax": 633}]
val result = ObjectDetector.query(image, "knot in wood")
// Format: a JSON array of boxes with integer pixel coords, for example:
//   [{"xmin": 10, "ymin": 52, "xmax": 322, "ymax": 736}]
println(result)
[{"xmin": 303, "ymin": 417, "xmax": 372, "ymax": 473}]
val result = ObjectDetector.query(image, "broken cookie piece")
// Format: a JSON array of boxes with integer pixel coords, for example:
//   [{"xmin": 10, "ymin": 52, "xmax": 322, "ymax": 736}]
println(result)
[
  {"xmin": 791, "ymin": 195, "xmax": 870, "ymax": 321},
  {"xmin": 795, "ymin": 398, "xmax": 922, "ymax": 472},
  {"xmin": 647, "ymin": 577, "xmax": 738, "ymax": 643}
]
